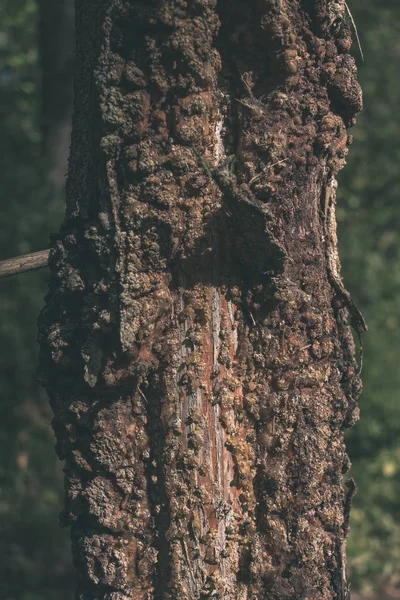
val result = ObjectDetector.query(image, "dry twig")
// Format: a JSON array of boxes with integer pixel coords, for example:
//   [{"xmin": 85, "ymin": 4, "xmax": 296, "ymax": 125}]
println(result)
[
  {"xmin": 249, "ymin": 158, "xmax": 289, "ymax": 187},
  {"xmin": 345, "ymin": 1, "xmax": 364, "ymax": 61},
  {"xmin": 0, "ymin": 249, "xmax": 50, "ymax": 278}
]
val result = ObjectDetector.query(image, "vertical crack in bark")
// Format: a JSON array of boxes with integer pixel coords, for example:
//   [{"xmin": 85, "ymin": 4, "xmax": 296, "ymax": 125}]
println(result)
[{"xmin": 144, "ymin": 383, "xmax": 172, "ymax": 600}]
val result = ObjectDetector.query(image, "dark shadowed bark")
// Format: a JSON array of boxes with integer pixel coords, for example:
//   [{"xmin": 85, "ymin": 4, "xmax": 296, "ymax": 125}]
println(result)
[
  {"xmin": 38, "ymin": 1, "xmax": 363, "ymax": 598},
  {"xmin": 38, "ymin": 0, "xmax": 75, "ymax": 190}
]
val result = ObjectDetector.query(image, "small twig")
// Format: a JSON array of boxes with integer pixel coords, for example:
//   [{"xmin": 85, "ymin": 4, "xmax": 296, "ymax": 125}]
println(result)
[
  {"xmin": 356, "ymin": 329, "xmax": 364, "ymax": 375},
  {"xmin": 249, "ymin": 158, "xmax": 289, "ymax": 187},
  {"xmin": 138, "ymin": 386, "xmax": 148, "ymax": 404},
  {"xmin": 0, "ymin": 249, "xmax": 50, "ymax": 278},
  {"xmin": 345, "ymin": 1, "xmax": 364, "ymax": 62},
  {"xmin": 299, "ymin": 344, "xmax": 312, "ymax": 351}
]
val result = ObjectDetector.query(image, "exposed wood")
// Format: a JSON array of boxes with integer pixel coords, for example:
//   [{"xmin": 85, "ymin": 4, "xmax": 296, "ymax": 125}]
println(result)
[{"xmin": 0, "ymin": 249, "xmax": 50, "ymax": 278}]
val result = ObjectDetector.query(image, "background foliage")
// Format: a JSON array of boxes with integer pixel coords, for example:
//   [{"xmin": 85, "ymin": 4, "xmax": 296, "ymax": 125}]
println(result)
[
  {"xmin": 339, "ymin": 0, "xmax": 400, "ymax": 596},
  {"xmin": 0, "ymin": 1, "xmax": 74, "ymax": 598},
  {"xmin": 0, "ymin": 1, "xmax": 398, "ymax": 598}
]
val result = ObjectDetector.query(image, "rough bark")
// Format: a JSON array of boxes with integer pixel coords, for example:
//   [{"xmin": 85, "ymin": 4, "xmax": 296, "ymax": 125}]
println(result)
[{"xmin": 38, "ymin": 1, "xmax": 363, "ymax": 598}]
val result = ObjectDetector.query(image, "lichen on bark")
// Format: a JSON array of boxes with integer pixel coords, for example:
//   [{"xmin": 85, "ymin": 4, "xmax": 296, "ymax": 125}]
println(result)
[{"xmin": 39, "ymin": 1, "xmax": 363, "ymax": 598}]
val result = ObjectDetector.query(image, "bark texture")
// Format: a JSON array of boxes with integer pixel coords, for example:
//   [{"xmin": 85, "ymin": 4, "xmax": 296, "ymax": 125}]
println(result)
[{"xmin": 38, "ymin": 1, "xmax": 363, "ymax": 598}]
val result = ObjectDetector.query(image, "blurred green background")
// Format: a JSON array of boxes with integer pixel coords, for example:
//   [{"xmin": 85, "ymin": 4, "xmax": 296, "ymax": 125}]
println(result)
[{"xmin": 0, "ymin": 1, "xmax": 399, "ymax": 598}]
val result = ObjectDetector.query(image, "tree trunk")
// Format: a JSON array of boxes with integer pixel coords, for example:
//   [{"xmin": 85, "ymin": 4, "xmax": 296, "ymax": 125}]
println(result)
[{"xmin": 38, "ymin": 1, "xmax": 363, "ymax": 598}]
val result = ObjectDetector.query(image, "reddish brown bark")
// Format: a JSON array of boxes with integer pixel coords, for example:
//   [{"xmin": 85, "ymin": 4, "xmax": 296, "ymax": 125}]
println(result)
[{"xmin": 39, "ymin": 1, "xmax": 363, "ymax": 598}]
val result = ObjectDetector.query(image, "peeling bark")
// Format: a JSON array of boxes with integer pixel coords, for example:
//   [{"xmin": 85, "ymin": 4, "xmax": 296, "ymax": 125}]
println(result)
[{"xmin": 38, "ymin": 1, "xmax": 363, "ymax": 598}]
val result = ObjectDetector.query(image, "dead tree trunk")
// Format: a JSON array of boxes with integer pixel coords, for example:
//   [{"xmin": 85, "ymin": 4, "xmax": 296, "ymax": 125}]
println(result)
[{"xmin": 38, "ymin": 1, "xmax": 363, "ymax": 598}]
